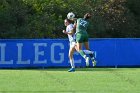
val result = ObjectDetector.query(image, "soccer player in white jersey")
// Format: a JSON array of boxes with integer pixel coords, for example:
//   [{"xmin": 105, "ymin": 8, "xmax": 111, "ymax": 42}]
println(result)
[{"xmin": 63, "ymin": 19, "xmax": 76, "ymax": 72}]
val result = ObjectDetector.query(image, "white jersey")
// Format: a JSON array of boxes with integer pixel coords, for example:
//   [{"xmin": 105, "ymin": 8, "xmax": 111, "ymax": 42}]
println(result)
[{"xmin": 66, "ymin": 24, "xmax": 76, "ymax": 42}]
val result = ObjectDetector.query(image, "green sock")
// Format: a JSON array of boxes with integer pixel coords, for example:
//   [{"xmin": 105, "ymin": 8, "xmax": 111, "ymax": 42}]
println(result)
[{"xmin": 79, "ymin": 50, "xmax": 86, "ymax": 58}]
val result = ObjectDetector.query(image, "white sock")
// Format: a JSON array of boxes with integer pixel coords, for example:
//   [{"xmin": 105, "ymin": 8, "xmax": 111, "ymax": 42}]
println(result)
[
  {"xmin": 83, "ymin": 50, "xmax": 93, "ymax": 54},
  {"xmin": 83, "ymin": 55, "xmax": 87, "ymax": 59},
  {"xmin": 70, "ymin": 59, "xmax": 75, "ymax": 68}
]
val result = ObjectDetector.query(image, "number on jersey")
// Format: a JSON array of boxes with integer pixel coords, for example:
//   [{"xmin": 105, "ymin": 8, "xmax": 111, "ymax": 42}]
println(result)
[{"xmin": 79, "ymin": 20, "xmax": 87, "ymax": 27}]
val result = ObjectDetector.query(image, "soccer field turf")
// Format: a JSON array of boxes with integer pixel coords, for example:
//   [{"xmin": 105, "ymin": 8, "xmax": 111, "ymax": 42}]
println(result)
[{"xmin": 0, "ymin": 68, "xmax": 139, "ymax": 93}]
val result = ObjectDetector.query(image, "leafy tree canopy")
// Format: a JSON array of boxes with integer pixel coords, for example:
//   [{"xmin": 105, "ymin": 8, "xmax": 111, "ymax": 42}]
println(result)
[{"xmin": 0, "ymin": 0, "xmax": 140, "ymax": 38}]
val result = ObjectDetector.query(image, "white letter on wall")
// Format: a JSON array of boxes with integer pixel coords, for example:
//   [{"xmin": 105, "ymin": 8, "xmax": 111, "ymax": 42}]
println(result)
[
  {"xmin": 17, "ymin": 43, "xmax": 30, "ymax": 64},
  {"xmin": 51, "ymin": 43, "xmax": 64, "ymax": 63},
  {"xmin": 0, "ymin": 43, "xmax": 13, "ymax": 64},
  {"xmin": 33, "ymin": 43, "xmax": 47, "ymax": 64}
]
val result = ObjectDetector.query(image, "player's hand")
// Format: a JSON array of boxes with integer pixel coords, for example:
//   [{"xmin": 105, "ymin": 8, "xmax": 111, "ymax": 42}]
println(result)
[{"xmin": 62, "ymin": 30, "xmax": 67, "ymax": 34}]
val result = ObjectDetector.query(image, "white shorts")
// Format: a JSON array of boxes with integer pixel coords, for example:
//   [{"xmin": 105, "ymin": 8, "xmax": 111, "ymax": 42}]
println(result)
[{"xmin": 70, "ymin": 41, "xmax": 76, "ymax": 48}]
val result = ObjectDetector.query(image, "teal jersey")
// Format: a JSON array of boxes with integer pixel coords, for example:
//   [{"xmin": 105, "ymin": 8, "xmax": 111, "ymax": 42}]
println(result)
[{"xmin": 76, "ymin": 18, "xmax": 89, "ymax": 34}]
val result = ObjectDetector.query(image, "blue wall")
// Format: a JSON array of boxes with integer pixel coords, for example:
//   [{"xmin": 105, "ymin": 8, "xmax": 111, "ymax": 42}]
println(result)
[{"xmin": 0, "ymin": 39, "xmax": 140, "ymax": 68}]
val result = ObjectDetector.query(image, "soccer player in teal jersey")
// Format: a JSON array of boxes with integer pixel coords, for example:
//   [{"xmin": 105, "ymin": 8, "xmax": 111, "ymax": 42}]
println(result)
[{"xmin": 74, "ymin": 13, "xmax": 96, "ymax": 66}]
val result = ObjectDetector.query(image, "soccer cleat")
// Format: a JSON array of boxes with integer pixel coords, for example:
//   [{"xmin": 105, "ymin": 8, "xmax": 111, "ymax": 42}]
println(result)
[
  {"xmin": 85, "ymin": 57, "xmax": 90, "ymax": 67},
  {"xmin": 92, "ymin": 60, "xmax": 97, "ymax": 67},
  {"xmin": 68, "ymin": 68, "xmax": 75, "ymax": 72},
  {"xmin": 91, "ymin": 57, "xmax": 97, "ymax": 67}
]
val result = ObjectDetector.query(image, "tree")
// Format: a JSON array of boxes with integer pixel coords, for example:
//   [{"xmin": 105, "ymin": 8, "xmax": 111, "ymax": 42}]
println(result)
[{"xmin": 0, "ymin": 0, "xmax": 140, "ymax": 38}]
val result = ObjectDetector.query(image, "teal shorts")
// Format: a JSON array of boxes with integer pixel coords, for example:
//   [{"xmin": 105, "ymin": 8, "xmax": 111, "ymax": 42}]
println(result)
[{"xmin": 76, "ymin": 32, "xmax": 88, "ymax": 43}]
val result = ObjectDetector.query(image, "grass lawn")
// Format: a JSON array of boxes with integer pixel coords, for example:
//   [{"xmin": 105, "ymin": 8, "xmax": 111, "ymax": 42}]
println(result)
[{"xmin": 0, "ymin": 68, "xmax": 139, "ymax": 93}]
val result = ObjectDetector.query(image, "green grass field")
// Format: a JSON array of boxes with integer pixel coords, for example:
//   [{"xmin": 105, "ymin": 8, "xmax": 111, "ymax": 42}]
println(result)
[{"xmin": 0, "ymin": 68, "xmax": 139, "ymax": 93}]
